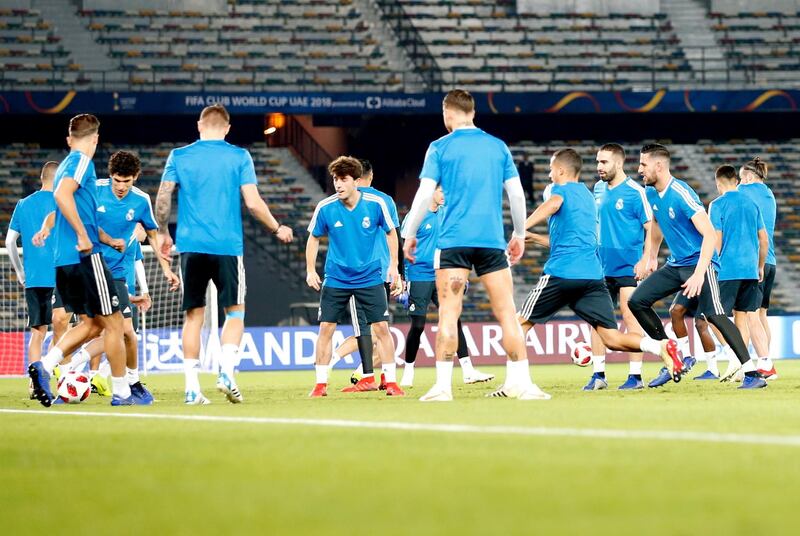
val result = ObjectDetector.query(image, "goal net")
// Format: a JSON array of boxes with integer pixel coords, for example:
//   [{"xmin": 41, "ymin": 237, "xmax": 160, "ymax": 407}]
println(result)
[{"xmin": 0, "ymin": 246, "xmax": 218, "ymax": 376}]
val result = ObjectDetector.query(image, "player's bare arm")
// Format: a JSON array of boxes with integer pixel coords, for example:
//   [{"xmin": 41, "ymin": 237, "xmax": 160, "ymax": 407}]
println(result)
[
  {"xmin": 32, "ymin": 210, "xmax": 55, "ymax": 246},
  {"xmin": 97, "ymin": 227, "xmax": 125, "ymax": 253},
  {"xmin": 54, "ymin": 177, "xmax": 92, "ymax": 253},
  {"xmin": 145, "ymin": 228, "xmax": 180, "ymax": 291},
  {"xmin": 305, "ymin": 233, "xmax": 321, "ymax": 291},
  {"xmin": 155, "ymin": 180, "xmax": 175, "ymax": 258},
  {"xmin": 525, "ymin": 194, "xmax": 563, "ymax": 229},
  {"xmin": 386, "ymin": 227, "xmax": 401, "ymax": 295},
  {"xmin": 634, "ymin": 221, "xmax": 654, "ymax": 280},
  {"xmin": 241, "ymin": 183, "xmax": 293, "ymax": 243}
]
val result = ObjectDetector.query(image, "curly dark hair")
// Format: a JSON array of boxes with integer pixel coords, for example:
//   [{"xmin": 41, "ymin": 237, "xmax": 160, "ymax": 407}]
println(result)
[
  {"xmin": 328, "ymin": 156, "xmax": 362, "ymax": 180},
  {"xmin": 108, "ymin": 150, "xmax": 141, "ymax": 177}
]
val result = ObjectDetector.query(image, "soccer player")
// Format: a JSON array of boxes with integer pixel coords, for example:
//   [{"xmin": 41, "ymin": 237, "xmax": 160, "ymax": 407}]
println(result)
[
  {"xmin": 668, "ymin": 295, "xmax": 722, "ymax": 380},
  {"xmin": 707, "ymin": 165, "xmax": 769, "ymax": 389},
  {"xmin": 583, "ymin": 143, "xmax": 654, "ymax": 391},
  {"xmin": 5, "ymin": 161, "xmax": 71, "ymax": 393},
  {"xmin": 156, "ymin": 104, "xmax": 293, "ymax": 405},
  {"xmin": 399, "ymin": 186, "xmax": 494, "ymax": 387},
  {"xmin": 27, "ymin": 114, "xmax": 134, "ymax": 407},
  {"xmin": 402, "ymin": 89, "xmax": 541, "ymax": 402},
  {"xmin": 328, "ymin": 159, "xmax": 402, "ymax": 391},
  {"xmin": 306, "ymin": 156, "xmax": 404, "ymax": 397},
  {"xmin": 738, "ymin": 157, "xmax": 778, "ymax": 379},
  {"xmin": 90, "ymin": 151, "xmax": 179, "ymax": 402},
  {"xmin": 627, "ymin": 144, "xmax": 762, "ymax": 388},
  {"xmin": 519, "ymin": 149, "xmax": 679, "ymax": 387}
]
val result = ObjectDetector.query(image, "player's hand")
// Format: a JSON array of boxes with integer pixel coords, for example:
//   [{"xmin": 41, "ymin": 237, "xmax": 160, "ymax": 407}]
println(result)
[
  {"xmin": 131, "ymin": 293, "xmax": 152, "ymax": 313},
  {"xmin": 275, "ymin": 225, "xmax": 293, "ymax": 244},
  {"xmin": 164, "ymin": 268, "xmax": 180, "ymax": 291},
  {"xmin": 76, "ymin": 234, "xmax": 92, "ymax": 254},
  {"xmin": 389, "ymin": 272, "xmax": 403, "ymax": 297},
  {"xmin": 403, "ymin": 237, "xmax": 418, "ymax": 264},
  {"xmin": 33, "ymin": 228, "xmax": 49, "ymax": 247},
  {"xmin": 306, "ymin": 271, "xmax": 321, "ymax": 291},
  {"xmin": 758, "ymin": 266, "xmax": 764, "ymax": 282},
  {"xmin": 681, "ymin": 272, "xmax": 705, "ymax": 298},
  {"xmin": 634, "ymin": 256, "xmax": 654, "ymax": 281},
  {"xmin": 158, "ymin": 232, "xmax": 173, "ymax": 262},
  {"xmin": 507, "ymin": 236, "xmax": 525, "ymax": 265},
  {"xmin": 108, "ymin": 238, "xmax": 125, "ymax": 253}
]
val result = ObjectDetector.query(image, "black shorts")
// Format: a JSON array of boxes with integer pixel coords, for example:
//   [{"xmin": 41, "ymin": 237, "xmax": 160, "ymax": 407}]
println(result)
[
  {"xmin": 114, "ymin": 279, "xmax": 133, "ymax": 320},
  {"xmin": 605, "ymin": 275, "xmax": 637, "ymax": 308},
  {"xmin": 517, "ymin": 275, "xmax": 617, "ymax": 329},
  {"xmin": 56, "ymin": 253, "xmax": 120, "ymax": 318},
  {"xmin": 671, "ymin": 292, "xmax": 699, "ymax": 317},
  {"xmin": 435, "ymin": 247, "xmax": 509, "ymax": 277},
  {"xmin": 630, "ymin": 264, "xmax": 725, "ymax": 319},
  {"xmin": 181, "ymin": 253, "xmax": 245, "ymax": 311},
  {"xmin": 337, "ymin": 282, "xmax": 392, "ymax": 335},
  {"xmin": 51, "ymin": 287, "xmax": 71, "ymax": 312},
  {"xmin": 719, "ymin": 279, "xmax": 761, "ymax": 314},
  {"xmin": 320, "ymin": 284, "xmax": 389, "ymax": 326},
  {"xmin": 25, "ymin": 287, "xmax": 53, "ymax": 328},
  {"xmin": 759, "ymin": 263, "xmax": 776, "ymax": 309},
  {"xmin": 407, "ymin": 280, "xmax": 438, "ymax": 317}
]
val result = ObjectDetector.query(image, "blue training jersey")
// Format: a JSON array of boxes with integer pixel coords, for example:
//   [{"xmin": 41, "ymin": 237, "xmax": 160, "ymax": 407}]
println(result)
[
  {"xmin": 308, "ymin": 192, "xmax": 395, "ymax": 289},
  {"xmin": 738, "ymin": 183, "xmax": 776, "ymax": 265},
  {"xmin": 52, "ymin": 150, "xmax": 99, "ymax": 267},
  {"xmin": 8, "ymin": 190, "xmax": 57, "ymax": 288},
  {"xmin": 161, "ymin": 140, "xmax": 257, "ymax": 256},
  {"xmin": 544, "ymin": 182, "xmax": 604, "ymax": 279},
  {"xmin": 709, "ymin": 190, "xmax": 764, "ymax": 281},
  {"xmin": 646, "ymin": 177, "xmax": 718, "ymax": 268},
  {"xmin": 95, "ymin": 179, "xmax": 158, "ymax": 282},
  {"xmin": 594, "ymin": 177, "xmax": 652, "ymax": 277},
  {"xmin": 358, "ymin": 186, "xmax": 399, "ymax": 282},
  {"xmin": 419, "ymin": 127, "xmax": 517, "ymax": 250},
  {"xmin": 402, "ymin": 207, "xmax": 441, "ymax": 282}
]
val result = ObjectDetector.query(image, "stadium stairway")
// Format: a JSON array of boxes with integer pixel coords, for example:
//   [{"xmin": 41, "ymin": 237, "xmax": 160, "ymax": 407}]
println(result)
[
  {"xmin": 661, "ymin": 0, "xmax": 729, "ymax": 86},
  {"xmin": 31, "ymin": 0, "xmax": 115, "ymax": 73}
]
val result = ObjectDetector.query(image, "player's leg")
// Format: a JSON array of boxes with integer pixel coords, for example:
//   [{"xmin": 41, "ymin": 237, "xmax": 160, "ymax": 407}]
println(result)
[
  {"xmin": 691, "ymin": 314, "xmax": 720, "ymax": 380},
  {"xmin": 575, "ymin": 280, "xmax": 681, "ymax": 382},
  {"xmin": 616, "ymin": 285, "xmax": 646, "ymax": 389},
  {"xmin": 699, "ymin": 275, "xmax": 763, "ymax": 388},
  {"xmin": 583, "ymin": 279, "xmax": 615, "ymax": 391},
  {"xmin": 401, "ymin": 280, "xmax": 433, "ymax": 387},
  {"xmin": 179, "ymin": 253, "xmax": 211, "ymax": 404},
  {"xmin": 25, "ymin": 288, "xmax": 49, "ymax": 363},
  {"xmin": 312, "ymin": 285, "xmax": 351, "ymax": 397},
  {"xmin": 736, "ymin": 281, "xmax": 774, "ymax": 379},
  {"xmin": 50, "ymin": 288, "xmax": 71, "ymax": 350},
  {"xmin": 627, "ymin": 266, "xmax": 685, "ymax": 340},
  {"xmin": 492, "ymin": 272, "xmax": 562, "ymax": 399},
  {"xmin": 420, "ymin": 266, "xmax": 468, "ymax": 401},
  {"xmin": 758, "ymin": 264, "xmax": 775, "ymax": 349},
  {"xmin": 353, "ymin": 283, "xmax": 402, "ymax": 396},
  {"xmin": 212, "ymin": 255, "xmax": 247, "ymax": 403},
  {"xmin": 458, "ymin": 316, "xmax": 494, "ymax": 383}
]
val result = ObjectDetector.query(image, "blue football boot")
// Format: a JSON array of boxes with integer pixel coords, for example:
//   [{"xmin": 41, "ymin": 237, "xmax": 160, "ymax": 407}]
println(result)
[
  {"xmin": 618, "ymin": 374, "xmax": 644, "ymax": 390},
  {"xmin": 582, "ymin": 372, "xmax": 608, "ymax": 391},
  {"xmin": 130, "ymin": 382, "xmax": 154, "ymax": 405},
  {"xmin": 693, "ymin": 370, "xmax": 719, "ymax": 380},
  {"xmin": 738, "ymin": 374, "xmax": 767, "ymax": 390},
  {"xmin": 28, "ymin": 361, "xmax": 54, "ymax": 407},
  {"xmin": 648, "ymin": 367, "xmax": 672, "ymax": 388},
  {"xmin": 681, "ymin": 356, "xmax": 697, "ymax": 373}
]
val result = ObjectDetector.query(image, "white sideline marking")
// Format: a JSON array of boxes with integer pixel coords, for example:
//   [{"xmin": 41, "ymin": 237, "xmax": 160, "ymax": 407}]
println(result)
[{"xmin": 2, "ymin": 408, "xmax": 800, "ymax": 447}]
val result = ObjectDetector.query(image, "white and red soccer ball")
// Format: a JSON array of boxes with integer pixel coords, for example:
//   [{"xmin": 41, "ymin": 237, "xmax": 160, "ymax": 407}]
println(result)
[
  {"xmin": 570, "ymin": 342, "xmax": 592, "ymax": 367},
  {"xmin": 57, "ymin": 371, "xmax": 91, "ymax": 404}
]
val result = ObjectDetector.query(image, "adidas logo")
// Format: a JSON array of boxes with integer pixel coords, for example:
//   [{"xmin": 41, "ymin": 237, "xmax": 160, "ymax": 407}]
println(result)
[
  {"xmin": 334, "ymin": 220, "xmax": 343, "ymax": 228},
  {"xmin": 425, "ymin": 224, "xmax": 432, "ymax": 230},
  {"xmin": 97, "ymin": 205, "xmax": 106, "ymax": 213}
]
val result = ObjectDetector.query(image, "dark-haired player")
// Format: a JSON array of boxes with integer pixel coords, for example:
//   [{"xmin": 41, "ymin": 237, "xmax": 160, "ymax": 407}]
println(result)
[
  {"xmin": 627, "ymin": 144, "xmax": 763, "ymax": 388},
  {"xmin": 306, "ymin": 156, "xmax": 404, "ymax": 397},
  {"xmin": 5, "ymin": 161, "xmax": 71, "ymax": 397},
  {"xmin": 28, "ymin": 114, "xmax": 134, "ymax": 406},
  {"xmin": 738, "ymin": 157, "xmax": 778, "ymax": 379},
  {"xmin": 519, "ymin": 149, "xmax": 679, "ymax": 394},
  {"xmin": 156, "ymin": 104, "xmax": 293, "ymax": 405},
  {"xmin": 708, "ymin": 165, "xmax": 769, "ymax": 389},
  {"xmin": 583, "ymin": 143, "xmax": 654, "ymax": 391}
]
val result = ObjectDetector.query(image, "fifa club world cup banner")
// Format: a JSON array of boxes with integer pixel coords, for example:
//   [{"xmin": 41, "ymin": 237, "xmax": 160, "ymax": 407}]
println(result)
[
  {"xmin": 0, "ymin": 90, "xmax": 799, "ymax": 115},
  {"xmin": 2, "ymin": 317, "xmax": 799, "ymax": 375}
]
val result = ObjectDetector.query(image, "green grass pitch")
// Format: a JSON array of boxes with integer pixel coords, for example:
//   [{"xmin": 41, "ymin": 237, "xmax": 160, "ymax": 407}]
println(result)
[{"xmin": 2, "ymin": 361, "xmax": 799, "ymax": 535}]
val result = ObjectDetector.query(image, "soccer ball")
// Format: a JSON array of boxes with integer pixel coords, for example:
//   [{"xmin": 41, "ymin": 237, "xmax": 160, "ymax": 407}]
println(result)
[
  {"xmin": 570, "ymin": 343, "xmax": 592, "ymax": 367},
  {"xmin": 56, "ymin": 371, "xmax": 92, "ymax": 404}
]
